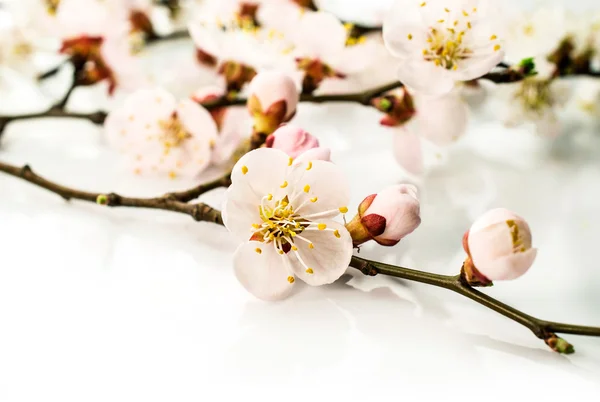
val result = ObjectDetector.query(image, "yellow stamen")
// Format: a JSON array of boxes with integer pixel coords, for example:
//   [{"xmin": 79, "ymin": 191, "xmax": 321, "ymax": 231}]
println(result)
[
  {"xmin": 267, "ymin": 193, "xmax": 273, "ymax": 201},
  {"xmin": 494, "ymin": 44, "xmax": 501, "ymax": 51},
  {"xmin": 255, "ymin": 248, "xmax": 262, "ymax": 254},
  {"xmin": 292, "ymin": 246, "xmax": 298, "ymax": 251},
  {"xmin": 339, "ymin": 206, "xmax": 348, "ymax": 214},
  {"xmin": 241, "ymin": 165, "xmax": 248, "ymax": 175},
  {"xmin": 318, "ymin": 223, "xmax": 327, "ymax": 230},
  {"xmin": 169, "ymin": 171, "xmax": 177, "ymax": 179},
  {"xmin": 408, "ymin": 33, "xmax": 413, "ymax": 40},
  {"xmin": 287, "ymin": 276, "xmax": 295, "ymax": 283},
  {"xmin": 252, "ymin": 223, "xmax": 261, "ymax": 229},
  {"xmin": 288, "ymin": 157, "xmax": 293, "ymax": 166},
  {"xmin": 333, "ymin": 230, "xmax": 341, "ymax": 238},
  {"xmin": 310, "ymin": 197, "xmax": 318, "ymax": 203},
  {"xmin": 280, "ymin": 181, "xmax": 288, "ymax": 188},
  {"xmin": 306, "ymin": 161, "xmax": 313, "ymax": 170},
  {"xmin": 309, "ymin": 243, "xmax": 314, "ymax": 249},
  {"xmin": 420, "ymin": 1, "xmax": 426, "ymax": 6},
  {"xmin": 303, "ymin": 185, "xmax": 311, "ymax": 193},
  {"xmin": 278, "ymin": 250, "xmax": 284, "ymax": 255},
  {"xmin": 490, "ymin": 34, "xmax": 497, "ymax": 40},
  {"xmin": 306, "ymin": 268, "xmax": 314, "ymax": 274}
]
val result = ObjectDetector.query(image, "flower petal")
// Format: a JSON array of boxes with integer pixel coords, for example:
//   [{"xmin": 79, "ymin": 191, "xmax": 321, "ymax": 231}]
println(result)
[
  {"xmin": 294, "ymin": 11, "xmax": 347, "ymax": 60},
  {"xmin": 233, "ymin": 241, "xmax": 295, "ymax": 301},
  {"xmin": 289, "ymin": 220, "xmax": 353, "ymax": 286},
  {"xmin": 383, "ymin": 1, "xmax": 426, "ymax": 59},
  {"xmin": 287, "ymin": 160, "xmax": 350, "ymax": 220},
  {"xmin": 477, "ymin": 249, "xmax": 538, "ymax": 281},
  {"xmin": 230, "ymin": 147, "xmax": 291, "ymax": 197},
  {"xmin": 222, "ymin": 182, "xmax": 264, "ymax": 243},
  {"xmin": 412, "ymin": 92, "xmax": 469, "ymax": 146},
  {"xmin": 393, "ymin": 127, "xmax": 424, "ymax": 175},
  {"xmin": 177, "ymin": 99, "xmax": 219, "ymax": 174},
  {"xmin": 396, "ymin": 59, "xmax": 455, "ymax": 97}
]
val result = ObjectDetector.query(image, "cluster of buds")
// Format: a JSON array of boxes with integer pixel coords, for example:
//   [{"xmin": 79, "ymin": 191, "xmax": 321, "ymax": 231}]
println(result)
[{"xmin": 247, "ymin": 71, "xmax": 299, "ymax": 149}]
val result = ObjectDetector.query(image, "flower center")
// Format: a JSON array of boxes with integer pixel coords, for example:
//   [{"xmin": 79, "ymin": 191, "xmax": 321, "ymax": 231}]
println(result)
[
  {"xmin": 407, "ymin": 5, "xmax": 501, "ymax": 71},
  {"xmin": 254, "ymin": 195, "xmax": 307, "ymax": 246},
  {"xmin": 159, "ymin": 112, "xmax": 191, "ymax": 154},
  {"xmin": 514, "ymin": 78, "xmax": 554, "ymax": 115}
]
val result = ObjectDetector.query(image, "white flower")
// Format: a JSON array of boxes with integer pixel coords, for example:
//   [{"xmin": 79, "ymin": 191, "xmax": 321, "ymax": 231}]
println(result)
[
  {"xmin": 504, "ymin": 4, "xmax": 568, "ymax": 63},
  {"xmin": 105, "ymin": 88, "xmax": 218, "ymax": 178},
  {"xmin": 222, "ymin": 148, "xmax": 353, "ymax": 301},
  {"xmin": 383, "ymin": 0, "xmax": 505, "ymax": 96}
]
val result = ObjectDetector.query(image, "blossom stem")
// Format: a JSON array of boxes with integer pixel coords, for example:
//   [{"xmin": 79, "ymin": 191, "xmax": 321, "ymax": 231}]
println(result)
[
  {"xmin": 0, "ymin": 161, "xmax": 226, "ymax": 224},
  {"xmin": 1, "ymin": 158, "xmax": 599, "ymax": 352},
  {"xmin": 0, "ymin": 66, "xmax": 546, "ymax": 136},
  {"xmin": 349, "ymin": 256, "xmax": 600, "ymax": 353}
]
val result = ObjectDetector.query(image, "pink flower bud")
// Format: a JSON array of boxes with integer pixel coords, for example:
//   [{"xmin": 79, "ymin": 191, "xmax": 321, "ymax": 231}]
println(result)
[
  {"xmin": 247, "ymin": 71, "xmax": 299, "ymax": 122},
  {"xmin": 346, "ymin": 185, "xmax": 421, "ymax": 247},
  {"xmin": 464, "ymin": 208, "xmax": 537, "ymax": 283},
  {"xmin": 265, "ymin": 125, "xmax": 330, "ymax": 161}
]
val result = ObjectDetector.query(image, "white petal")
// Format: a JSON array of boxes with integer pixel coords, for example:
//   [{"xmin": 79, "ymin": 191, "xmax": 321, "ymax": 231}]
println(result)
[
  {"xmin": 222, "ymin": 182, "xmax": 264, "ymax": 243},
  {"xmin": 477, "ymin": 249, "xmax": 538, "ymax": 281},
  {"xmin": 457, "ymin": 51, "xmax": 505, "ymax": 81},
  {"xmin": 383, "ymin": 1, "xmax": 426, "ymax": 59},
  {"xmin": 289, "ymin": 220, "xmax": 353, "ymax": 286},
  {"xmin": 230, "ymin": 148, "xmax": 291, "ymax": 198},
  {"xmin": 287, "ymin": 160, "xmax": 350, "ymax": 220},
  {"xmin": 295, "ymin": 11, "xmax": 347, "ymax": 60},
  {"xmin": 393, "ymin": 127, "xmax": 424, "ymax": 175},
  {"xmin": 233, "ymin": 241, "xmax": 295, "ymax": 301},
  {"xmin": 177, "ymin": 99, "xmax": 219, "ymax": 174},
  {"xmin": 396, "ymin": 60, "xmax": 455, "ymax": 97}
]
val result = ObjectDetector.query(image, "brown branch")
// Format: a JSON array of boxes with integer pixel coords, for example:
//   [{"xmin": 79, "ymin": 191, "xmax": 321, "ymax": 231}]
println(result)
[
  {"xmin": 349, "ymin": 256, "xmax": 600, "ymax": 354},
  {"xmin": 0, "ymin": 161, "xmax": 225, "ymax": 224}
]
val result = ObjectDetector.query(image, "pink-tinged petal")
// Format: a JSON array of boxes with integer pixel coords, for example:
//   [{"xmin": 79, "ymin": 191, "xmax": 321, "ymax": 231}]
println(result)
[
  {"xmin": 188, "ymin": 22, "xmax": 223, "ymax": 59},
  {"xmin": 248, "ymin": 72, "xmax": 299, "ymax": 120},
  {"xmin": 212, "ymin": 106, "xmax": 249, "ymax": 165},
  {"xmin": 382, "ymin": 0, "xmax": 427, "ymax": 59},
  {"xmin": 289, "ymin": 220, "xmax": 353, "ymax": 286},
  {"xmin": 469, "ymin": 208, "xmax": 524, "ymax": 233},
  {"xmin": 176, "ymin": 99, "xmax": 219, "ymax": 174},
  {"xmin": 476, "ymin": 249, "xmax": 538, "ymax": 281},
  {"xmin": 222, "ymin": 183, "xmax": 265, "ymax": 243},
  {"xmin": 104, "ymin": 106, "xmax": 130, "ymax": 150},
  {"xmin": 233, "ymin": 241, "xmax": 295, "ymax": 301},
  {"xmin": 294, "ymin": 147, "xmax": 332, "ymax": 164},
  {"xmin": 393, "ymin": 127, "xmax": 424, "ymax": 175},
  {"xmin": 412, "ymin": 92, "xmax": 469, "ymax": 146},
  {"xmin": 101, "ymin": 35, "xmax": 147, "ymax": 93},
  {"xmin": 287, "ymin": 160, "xmax": 351, "ymax": 220},
  {"xmin": 457, "ymin": 50, "xmax": 505, "ymax": 82},
  {"xmin": 396, "ymin": 59, "xmax": 455, "ymax": 97},
  {"xmin": 230, "ymin": 148, "xmax": 291, "ymax": 198},
  {"xmin": 268, "ymin": 125, "xmax": 319, "ymax": 159},
  {"xmin": 335, "ymin": 40, "xmax": 378, "ymax": 74},
  {"xmin": 257, "ymin": 1, "xmax": 303, "ymax": 37},
  {"xmin": 364, "ymin": 184, "xmax": 421, "ymax": 244},
  {"xmin": 294, "ymin": 11, "xmax": 347, "ymax": 60}
]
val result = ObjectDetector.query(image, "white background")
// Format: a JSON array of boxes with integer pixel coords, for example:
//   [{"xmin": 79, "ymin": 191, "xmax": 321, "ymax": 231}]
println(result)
[{"xmin": 2, "ymin": 0, "xmax": 600, "ymax": 400}]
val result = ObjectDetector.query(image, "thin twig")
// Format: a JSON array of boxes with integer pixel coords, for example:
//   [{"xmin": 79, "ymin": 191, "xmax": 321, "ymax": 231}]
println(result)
[
  {"xmin": 0, "ymin": 161, "xmax": 226, "ymax": 224},
  {"xmin": 349, "ymin": 256, "xmax": 600, "ymax": 353}
]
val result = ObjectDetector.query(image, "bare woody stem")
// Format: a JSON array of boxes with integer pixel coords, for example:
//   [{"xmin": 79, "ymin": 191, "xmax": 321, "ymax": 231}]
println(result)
[
  {"xmin": 349, "ymin": 256, "xmax": 600, "ymax": 353},
  {"xmin": 0, "ymin": 161, "xmax": 226, "ymax": 224},
  {"xmin": 0, "ymin": 68, "xmax": 525, "ymax": 134},
  {"xmin": 0, "ymin": 157, "xmax": 598, "ymax": 352}
]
